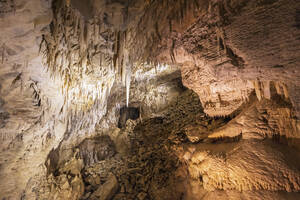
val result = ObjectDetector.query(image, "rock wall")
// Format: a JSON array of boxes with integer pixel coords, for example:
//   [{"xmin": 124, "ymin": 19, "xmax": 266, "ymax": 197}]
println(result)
[
  {"xmin": 155, "ymin": 0, "xmax": 300, "ymax": 119},
  {"xmin": 0, "ymin": 0, "xmax": 299, "ymax": 199},
  {"xmin": 185, "ymin": 140, "xmax": 300, "ymax": 192}
]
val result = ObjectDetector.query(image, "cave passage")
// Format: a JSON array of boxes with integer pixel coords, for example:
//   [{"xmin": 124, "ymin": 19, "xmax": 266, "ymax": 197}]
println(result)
[{"xmin": 0, "ymin": 0, "xmax": 299, "ymax": 199}]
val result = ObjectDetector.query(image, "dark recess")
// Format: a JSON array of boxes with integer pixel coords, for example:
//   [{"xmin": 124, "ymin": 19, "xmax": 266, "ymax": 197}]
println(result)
[{"xmin": 118, "ymin": 106, "xmax": 140, "ymax": 128}]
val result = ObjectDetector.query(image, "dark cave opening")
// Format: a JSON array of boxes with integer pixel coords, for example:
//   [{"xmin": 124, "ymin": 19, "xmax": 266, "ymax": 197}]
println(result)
[{"xmin": 118, "ymin": 106, "xmax": 140, "ymax": 128}]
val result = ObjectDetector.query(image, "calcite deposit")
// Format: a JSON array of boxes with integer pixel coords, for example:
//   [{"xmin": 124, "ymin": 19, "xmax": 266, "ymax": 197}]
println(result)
[{"xmin": 0, "ymin": 0, "xmax": 299, "ymax": 199}]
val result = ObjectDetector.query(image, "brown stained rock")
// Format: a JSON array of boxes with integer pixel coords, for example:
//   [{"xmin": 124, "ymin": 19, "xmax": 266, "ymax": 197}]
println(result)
[
  {"xmin": 78, "ymin": 135, "xmax": 116, "ymax": 166},
  {"xmin": 187, "ymin": 140, "xmax": 300, "ymax": 192},
  {"xmin": 181, "ymin": 60, "xmax": 255, "ymax": 117},
  {"xmin": 156, "ymin": 0, "xmax": 300, "ymax": 118},
  {"xmin": 85, "ymin": 174, "xmax": 101, "ymax": 188},
  {"xmin": 70, "ymin": 175, "xmax": 85, "ymax": 199},
  {"xmin": 46, "ymin": 173, "xmax": 85, "ymax": 200},
  {"xmin": 91, "ymin": 173, "xmax": 119, "ymax": 200},
  {"xmin": 208, "ymin": 97, "xmax": 300, "ymax": 140},
  {"xmin": 184, "ymin": 125, "xmax": 209, "ymax": 143},
  {"xmin": 58, "ymin": 155, "xmax": 84, "ymax": 175},
  {"xmin": 34, "ymin": 89, "xmax": 300, "ymax": 200},
  {"xmin": 0, "ymin": 0, "xmax": 300, "ymax": 199},
  {"xmin": 137, "ymin": 192, "xmax": 147, "ymax": 200}
]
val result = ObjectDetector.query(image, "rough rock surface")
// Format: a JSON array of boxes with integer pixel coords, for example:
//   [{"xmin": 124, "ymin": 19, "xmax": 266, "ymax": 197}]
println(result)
[
  {"xmin": 26, "ymin": 90, "xmax": 300, "ymax": 200},
  {"xmin": 0, "ymin": 0, "xmax": 299, "ymax": 199},
  {"xmin": 208, "ymin": 94, "xmax": 300, "ymax": 140},
  {"xmin": 186, "ymin": 140, "xmax": 300, "ymax": 192},
  {"xmin": 90, "ymin": 173, "xmax": 119, "ymax": 200},
  {"xmin": 78, "ymin": 136, "xmax": 116, "ymax": 166},
  {"xmin": 156, "ymin": 0, "xmax": 300, "ymax": 118}
]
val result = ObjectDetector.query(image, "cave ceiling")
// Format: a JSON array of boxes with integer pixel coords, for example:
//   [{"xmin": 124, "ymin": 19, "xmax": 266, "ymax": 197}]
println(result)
[{"xmin": 0, "ymin": 0, "xmax": 300, "ymax": 199}]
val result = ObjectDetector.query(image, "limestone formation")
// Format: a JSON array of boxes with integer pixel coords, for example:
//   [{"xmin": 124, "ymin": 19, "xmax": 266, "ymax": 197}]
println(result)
[{"xmin": 0, "ymin": 0, "xmax": 299, "ymax": 199}]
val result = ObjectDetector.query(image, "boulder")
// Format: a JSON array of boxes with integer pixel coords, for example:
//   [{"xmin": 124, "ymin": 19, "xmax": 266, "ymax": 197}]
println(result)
[{"xmin": 91, "ymin": 174, "xmax": 119, "ymax": 200}]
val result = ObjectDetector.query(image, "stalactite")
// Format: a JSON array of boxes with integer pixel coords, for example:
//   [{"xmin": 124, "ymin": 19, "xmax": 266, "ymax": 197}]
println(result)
[
  {"xmin": 170, "ymin": 39, "xmax": 176, "ymax": 63},
  {"xmin": 263, "ymin": 81, "xmax": 271, "ymax": 100},
  {"xmin": 281, "ymin": 82, "xmax": 289, "ymax": 99},
  {"xmin": 86, "ymin": 22, "xmax": 91, "ymax": 47},
  {"xmin": 126, "ymin": 66, "xmax": 131, "ymax": 107},
  {"xmin": 254, "ymin": 80, "xmax": 262, "ymax": 101},
  {"xmin": 121, "ymin": 61, "xmax": 126, "ymax": 86},
  {"xmin": 79, "ymin": 18, "xmax": 85, "ymax": 54},
  {"xmin": 274, "ymin": 81, "xmax": 282, "ymax": 95},
  {"xmin": 40, "ymin": 2, "xmax": 119, "ymax": 133},
  {"xmin": 216, "ymin": 27, "xmax": 227, "ymax": 54}
]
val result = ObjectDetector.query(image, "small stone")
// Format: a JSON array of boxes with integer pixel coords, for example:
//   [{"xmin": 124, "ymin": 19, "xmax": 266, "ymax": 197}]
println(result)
[{"xmin": 137, "ymin": 192, "xmax": 147, "ymax": 200}]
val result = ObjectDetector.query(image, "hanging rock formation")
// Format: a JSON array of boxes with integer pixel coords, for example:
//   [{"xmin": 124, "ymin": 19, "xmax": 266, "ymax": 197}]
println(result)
[{"xmin": 0, "ymin": 0, "xmax": 300, "ymax": 199}]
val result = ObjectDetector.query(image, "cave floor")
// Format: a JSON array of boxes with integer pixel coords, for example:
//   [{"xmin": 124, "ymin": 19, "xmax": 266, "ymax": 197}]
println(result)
[
  {"xmin": 35, "ymin": 90, "xmax": 300, "ymax": 200},
  {"xmin": 80, "ymin": 90, "xmax": 209, "ymax": 200}
]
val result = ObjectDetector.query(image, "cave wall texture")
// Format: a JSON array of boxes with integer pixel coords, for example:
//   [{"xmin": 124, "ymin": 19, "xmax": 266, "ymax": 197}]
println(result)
[{"xmin": 0, "ymin": 0, "xmax": 299, "ymax": 199}]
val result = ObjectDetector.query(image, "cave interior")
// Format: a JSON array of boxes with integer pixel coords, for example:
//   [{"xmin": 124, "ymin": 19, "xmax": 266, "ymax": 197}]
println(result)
[{"xmin": 0, "ymin": 0, "xmax": 300, "ymax": 199}]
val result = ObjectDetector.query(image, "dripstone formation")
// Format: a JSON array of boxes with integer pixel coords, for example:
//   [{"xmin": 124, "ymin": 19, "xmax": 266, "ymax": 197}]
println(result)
[{"xmin": 0, "ymin": 0, "xmax": 299, "ymax": 199}]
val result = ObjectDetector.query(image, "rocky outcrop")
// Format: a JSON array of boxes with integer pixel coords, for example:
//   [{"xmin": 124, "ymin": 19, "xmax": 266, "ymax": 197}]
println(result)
[
  {"xmin": 208, "ymin": 95, "xmax": 300, "ymax": 139},
  {"xmin": 90, "ymin": 173, "xmax": 119, "ymax": 200},
  {"xmin": 155, "ymin": 0, "xmax": 300, "ymax": 119},
  {"xmin": 185, "ymin": 140, "xmax": 300, "ymax": 192},
  {"xmin": 0, "ymin": 0, "xmax": 63, "ymax": 198},
  {"xmin": 78, "ymin": 136, "xmax": 115, "ymax": 166},
  {"xmin": 28, "ymin": 90, "xmax": 300, "ymax": 200}
]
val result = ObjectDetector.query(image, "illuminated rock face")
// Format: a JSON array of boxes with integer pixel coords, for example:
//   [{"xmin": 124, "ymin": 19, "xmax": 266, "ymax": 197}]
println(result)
[
  {"xmin": 0, "ymin": 0, "xmax": 300, "ymax": 199},
  {"xmin": 41, "ymin": 2, "xmax": 116, "ymax": 112},
  {"xmin": 161, "ymin": 0, "xmax": 300, "ymax": 118},
  {"xmin": 186, "ymin": 140, "xmax": 300, "ymax": 192},
  {"xmin": 182, "ymin": 63, "xmax": 255, "ymax": 116}
]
